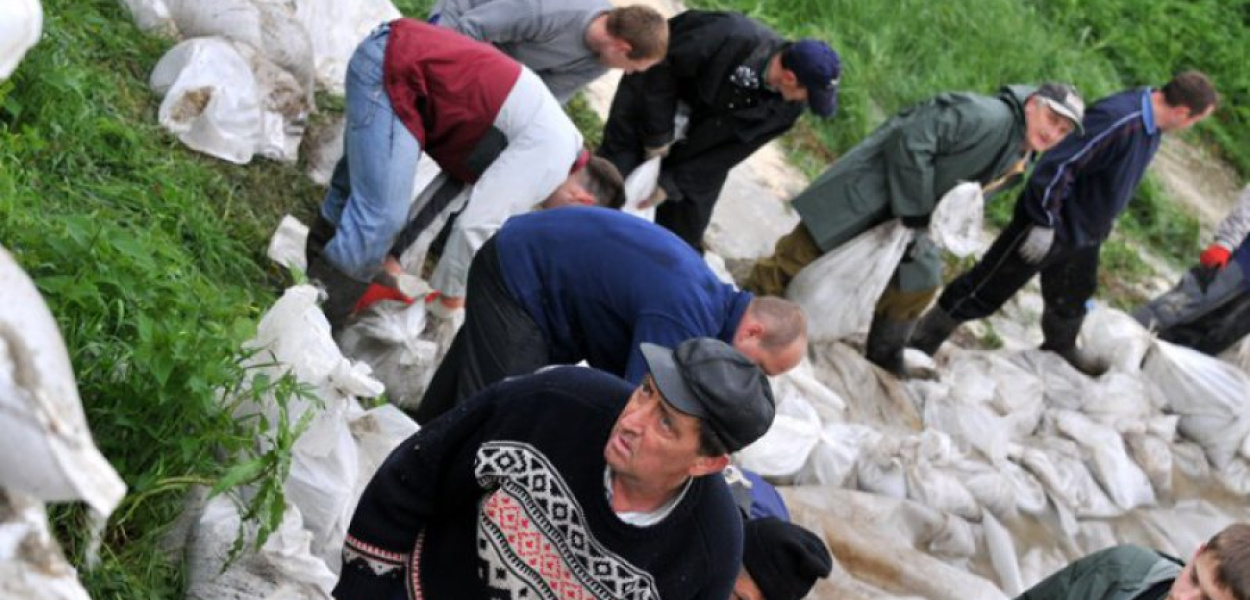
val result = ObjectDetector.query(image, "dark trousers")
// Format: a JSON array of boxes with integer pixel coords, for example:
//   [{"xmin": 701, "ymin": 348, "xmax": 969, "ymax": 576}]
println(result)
[
  {"xmin": 938, "ymin": 208, "xmax": 1100, "ymax": 324},
  {"xmin": 1159, "ymin": 291, "xmax": 1250, "ymax": 355},
  {"xmin": 413, "ymin": 237, "xmax": 549, "ymax": 424}
]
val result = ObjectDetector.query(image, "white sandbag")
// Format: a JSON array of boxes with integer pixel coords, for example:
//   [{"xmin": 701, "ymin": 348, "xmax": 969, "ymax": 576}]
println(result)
[
  {"xmin": 735, "ymin": 377, "xmax": 821, "ymax": 477},
  {"xmin": 268, "ymin": 215, "xmax": 310, "ymax": 272},
  {"xmin": 905, "ymin": 460, "xmax": 980, "ymax": 520},
  {"xmin": 293, "ymin": 0, "xmax": 400, "ymax": 94},
  {"xmin": 118, "ymin": 0, "xmax": 178, "ymax": 37},
  {"xmin": 166, "ymin": 0, "xmax": 315, "ymax": 90},
  {"xmin": 924, "ymin": 391, "xmax": 1011, "ymax": 465},
  {"xmin": 1081, "ymin": 372, "xmax": 1158, "ymax": 432},
  {"xmin": 185, "ymin": 495, "xmax": 336, "ymax": 600},
  {"xmin": 284, "ymin": 407, "xmax": 359, "ymax": 564},
  {"xmin": 1142, "ymin": 339, "xmax": 1250, "ymax": 469},
  {"xmin": 856, "ymin": 436, "xmax": 907, "ymax": 498},
  {"xmin": 1052, "ymin": 410, "xmax": 1155, "ymax": 511},
  {"xmin": 0, "ymin": 490, "xmax": 91, "ymax": 600},
  {"xmin": 621, "ymin": 156, "xmax": 659, "ymax": 222},
  {"xmin": 344, "ymin": 405, "xmax": 419, "ymax": 570},
  {"xmin": 1017, "ymin": 439, "xmax": 1120, "ymax": 518},
  {"xmin": 982, "ymin": 511, "xmax": 1023, "ymax": 597},
  {"xmin": 150, "ymin": 37, "xmax": 262, "ymax": 164},
  {"xmin": 232, "ymin": 41, "xmax": 309, "ymax": 163},
  {"xmin": 795, "ymin": 423, "xmax": 882, "ymax": 487},
  {"xmin": 1078, "ymin": 307, "xmax": 1153, "ymax": 373},
  {"xmin": 0, "ymin": 247, "xmax": 126, "ymax": 516},
  {"xmin": 336, "ymin": 300, "xmax": 439, "ymax": 411},
  {"xmin": 929, "ymin": 182, "xmax": 983, "ymax": 258},
  {"xmin": 787, "ymin": 220, "xmax": 912, "ymax": 341},
  {"xmin": 1, "ymin": 0, "xmax": 42, "ymax": 80},
  {"xmin": 809, "ymin": 341, "xmax": 923, "ymax": 433},
  {"xmin": 783, "ymin": 358, "xmax": 847, "ymax": 422},
  {"xmin": 1125, "ymin": 432, "xmax": 1173, "ymax": 500}
]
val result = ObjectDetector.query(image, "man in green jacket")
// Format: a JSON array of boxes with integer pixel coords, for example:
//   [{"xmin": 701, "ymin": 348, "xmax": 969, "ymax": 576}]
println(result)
[
  {"xmin": 743, "ymin": 83, "xmax": 1084, "ymax": 375},
  {"xmin": 1015, "ymin": 522, "xmax": 1250, "ymax": 600}
]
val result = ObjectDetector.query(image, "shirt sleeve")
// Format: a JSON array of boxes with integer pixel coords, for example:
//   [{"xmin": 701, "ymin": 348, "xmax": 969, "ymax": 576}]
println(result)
[{"xmin": 1213, "ymin": 185, "xmax": 1250, "ymax": 250}]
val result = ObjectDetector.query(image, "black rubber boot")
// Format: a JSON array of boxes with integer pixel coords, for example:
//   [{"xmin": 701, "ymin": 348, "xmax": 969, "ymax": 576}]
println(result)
[
  {"xmin": 865, "ymin": 313, "xmax": 916, "ymax": 376},
  {"xmin": 304, "ymin": 213, "xmax": 338, "ymax": 268},
  {"xmin": 909, "ymin": 306, "xmax": 963, "ymax": 356},
  {"xmin": 306, "ymin": 257, "xmax": 370, "ymax": 333},
  {"xmin": 1040, "ymin": 310, "xmax": 1109, "ymax": 377}
]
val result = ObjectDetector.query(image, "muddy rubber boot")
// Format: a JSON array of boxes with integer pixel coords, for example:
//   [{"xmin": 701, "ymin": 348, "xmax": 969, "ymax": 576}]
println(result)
[
  {"xmin": 306, "ymin": 257, "xmax": 370, "ymax": 333},
  {"xmin": 865, "ymin": 313, "xmax": 916, "ymax": 376},
  {"xmin": 1040, "ymin": 310, "xmax": 1109, "ymax": 377},
  {"xmin": 908, "ymin": 306, "xmax": 962, "ymax": 356}
]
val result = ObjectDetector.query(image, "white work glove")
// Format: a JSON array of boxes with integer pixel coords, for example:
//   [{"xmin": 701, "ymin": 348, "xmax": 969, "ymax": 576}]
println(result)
[
  {"xmin": 426, "ymin": 296, "xmax": 463, "ymax": 321},
  {"xmin": 1018, "ymin": 226, "xmax": 1055, "ymax": 264}
]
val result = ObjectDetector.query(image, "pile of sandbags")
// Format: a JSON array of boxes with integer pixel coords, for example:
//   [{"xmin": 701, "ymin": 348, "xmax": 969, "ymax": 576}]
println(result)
[{"xmin": 123, "ymin": 0, "xmax": 401, "ymax": 164}]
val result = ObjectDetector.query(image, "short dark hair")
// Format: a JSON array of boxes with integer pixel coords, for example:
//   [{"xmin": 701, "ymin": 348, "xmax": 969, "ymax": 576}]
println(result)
[
  {"xmin": 748, "ymin": 296, "xmax": 807, "ymax": 350},
  {"xmin": 1207, "ymin": 523, "xmax": 1250, "ymax": 600},
  {"xmin": 606, "ymin": 5, "xmax": 668, "ymax": 60},
  {"xmin": 1161, "ymin": 70, "xmax": 1218, "ymax": 116},
  {"xmin": 697, "ymin": 419, "xmax": 729, "ymax": 458},
  {"xmin": 581, "ymin": 156, "xmax": 626, "ymax": 209}
]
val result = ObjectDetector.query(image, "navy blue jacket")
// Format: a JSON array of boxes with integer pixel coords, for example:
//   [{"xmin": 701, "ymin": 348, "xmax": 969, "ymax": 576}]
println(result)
[
  {"xmin": 1019, "ymin": 88, "xmax": 1161, "ymax": 248},
  {"xmin": 496, "ymin": 207, "xmax": 752, "ymax": 382}
]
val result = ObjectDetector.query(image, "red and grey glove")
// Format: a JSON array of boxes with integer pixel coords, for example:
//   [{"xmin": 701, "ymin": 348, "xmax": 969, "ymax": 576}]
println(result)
[
  {"xmin": 1199, "ymin": 243, "xmax": 1232, "ymax": 269},
  {"xmin": 353, "ymin": 282, "xmax": 414, "ymax": 314}
]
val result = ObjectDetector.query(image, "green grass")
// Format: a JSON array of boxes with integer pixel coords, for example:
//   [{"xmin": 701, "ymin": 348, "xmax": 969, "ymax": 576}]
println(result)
[{"xmin": 3, "ymin": 0, "xmax": 326, "ymax": 596}]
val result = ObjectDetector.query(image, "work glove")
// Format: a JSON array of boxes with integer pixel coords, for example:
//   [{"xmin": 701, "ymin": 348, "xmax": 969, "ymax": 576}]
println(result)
[
  {"xmin": 1018, "ymin": 226, "xmax": 1055, "ymax": 265},
  {"xmin": 425, "ymin": 292, "xmax": 463, "ymax": 321},
  {"xmin": 352, "ymin": 273, "xmax": 415, "ymax": 315},
  {"xmin": 1199, "ymin": 243, "xmax": 1232, "ymax": 269},
  {"xmin": 644, "ymin": 142, "xmax": 673, "ymax": 160}
]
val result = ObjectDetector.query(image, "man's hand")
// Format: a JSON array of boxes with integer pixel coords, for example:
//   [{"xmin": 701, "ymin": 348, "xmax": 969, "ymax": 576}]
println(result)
[
  {"xmin": 638, "ymin": 186, "xmax": 668, "ymax": 209},
  {"xmin": 1200, "ymin": 243, "xmax": 1232, "ymax": 270},
  {"xmin": 1018, "ymin": 226, "xmax": 1055, "ymax": 264},
  {"xmin": 644, "ymin": 142, "xmax": 673, "ymax": 160}
]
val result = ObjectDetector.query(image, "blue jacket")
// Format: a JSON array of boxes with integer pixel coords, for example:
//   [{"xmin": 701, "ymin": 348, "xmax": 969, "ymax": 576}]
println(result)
[
  {"xmin": 496, "ymin": 207, "xmax": 752, "ymax": 382},
  {"xmin": 1019, "ymin": 88, "xmax": 1161, "ymax": 248}
]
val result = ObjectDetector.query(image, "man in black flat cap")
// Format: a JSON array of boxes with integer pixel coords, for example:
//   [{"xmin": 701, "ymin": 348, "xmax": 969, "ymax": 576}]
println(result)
[{"xmin": 335, "ymin": 337, "xmax": 775, "ymax": 600}]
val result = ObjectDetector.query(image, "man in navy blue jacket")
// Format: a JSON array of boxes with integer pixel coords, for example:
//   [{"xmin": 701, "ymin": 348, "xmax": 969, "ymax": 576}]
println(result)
[
  {"xmin": 909, "ymin": 71, "xmax": 1217, "ymax": 375},
  {"xmin": 413, "ymin": 206, "xmax": 807, "ymax": 424}
]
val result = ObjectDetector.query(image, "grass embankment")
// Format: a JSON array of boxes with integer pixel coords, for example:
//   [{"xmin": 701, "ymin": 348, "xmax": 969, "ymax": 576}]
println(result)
[
  {"xmin": 693, "ymin": 0, "xmax": 1247, "ymax": 306},
  {"xmin": 2, "ymin": 0, "xmax": 327, "ymax": 596}
]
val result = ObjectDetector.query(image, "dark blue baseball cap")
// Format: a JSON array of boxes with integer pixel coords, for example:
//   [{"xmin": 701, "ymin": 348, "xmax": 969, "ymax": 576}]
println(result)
[{"xmin": 781, "ymin": 39, "xmax": 841, "ymax": 117}]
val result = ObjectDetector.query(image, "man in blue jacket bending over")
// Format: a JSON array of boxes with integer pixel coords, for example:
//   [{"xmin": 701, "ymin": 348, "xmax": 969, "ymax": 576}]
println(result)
[{"xmin": 413, "ymin": 206, "xmax": 807, "ymax": 424}]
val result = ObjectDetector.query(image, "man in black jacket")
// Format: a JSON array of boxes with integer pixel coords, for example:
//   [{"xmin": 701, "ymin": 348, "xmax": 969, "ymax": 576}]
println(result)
[{"xmin": 597, "ymin": 10, "xmax": 840, "ymax": 250}]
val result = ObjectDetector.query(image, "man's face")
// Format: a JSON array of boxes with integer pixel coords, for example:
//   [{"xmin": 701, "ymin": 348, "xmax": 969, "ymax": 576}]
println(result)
[
  {"xmin": 735, "ymin": 336, "xmax": 804, "ymax": 376},
  {"xmin": 1024, "ymin": 96, "xmax": 1077, "ymax": 152},
  {"xmin": 541, "ymin": 170, "xmax": 595, "ymax": 209},
  {"xmin": 604, "ymin": 376, "xmax": 712, "ymax": 488},
  {"xmin": 732, "ymin": 569, "xmax": 765, "ymax": 600},
  {"xmin": 1158, "ymin": 104, "xmax": 1214, "ymax": 133},
  {"xmin": 1168, "ymin": 548, "xmax": 1235, "ymax": 600}
]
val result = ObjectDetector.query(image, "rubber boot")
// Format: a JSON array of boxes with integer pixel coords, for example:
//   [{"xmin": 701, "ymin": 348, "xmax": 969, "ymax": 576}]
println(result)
[
  {"xmin": 909, "ymin": 305, "xmax": 962, "ymax": 356},
  {"xmin": 304, "ymin": 213, "xmax": 337, "ymax": 268},
  {"xmin": 1040, "ymin": 310, "xmax": 1109, "ymax": 377},
  {"xmin": 306, "ymin": 256, "xmax": 370, "ymax": 333},
  {"xmin": 865, "ymin": 313, "xmax": 916, "ymax": 376}
]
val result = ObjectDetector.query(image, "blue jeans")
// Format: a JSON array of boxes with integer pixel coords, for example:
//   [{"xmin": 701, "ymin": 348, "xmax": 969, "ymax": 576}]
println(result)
[{"xmin": 321, "ymin": 23, "xmax": 422, "ymax": 282}]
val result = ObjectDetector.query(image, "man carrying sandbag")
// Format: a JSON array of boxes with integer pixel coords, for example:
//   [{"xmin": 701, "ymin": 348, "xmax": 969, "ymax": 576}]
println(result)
[
  {"xmin": 1015, "ymin": 522, "xmax": 1250, "ymax": 600},
  {"xmin": 597, "ymin": 10, "xmax": 841, "ymax": 250},
  {"xmin": 305, "ymin": 19, "xmax": 622, "ymax": 331},
  {"xmin": 911, "ymin": 71, "xmax": 1218, "ymax": 376},
  {"xmin": 744, "ymin": 83, "xmax": 1085, "ymax": 375},
  {"xmin": 1134, "ymin": 184, "xmax": 1250, "ymax": 355},
  {"xmin": 414, "ymin": 206, "xmax": 807, "ymax": 423},
  {"xmin": 431, "ymin": 0, "xmax": 668, "ymax": 105}
]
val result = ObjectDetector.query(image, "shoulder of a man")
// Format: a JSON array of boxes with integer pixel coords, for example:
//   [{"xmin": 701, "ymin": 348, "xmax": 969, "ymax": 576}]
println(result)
[
  {"xmin": 1022, "ymin": 545, "xmax": 1175, "ymax": 599},
  {"xmin": 682, "ymin": 474, "xmax": 743, "ymax": 554}
]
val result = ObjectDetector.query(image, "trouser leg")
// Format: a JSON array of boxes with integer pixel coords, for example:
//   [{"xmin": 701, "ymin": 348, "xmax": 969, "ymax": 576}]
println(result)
[
  {"xmin": 1038, "ymin": 245, "xmax": 1107, "ymax": 376},
  {"xmin": 743, "ymin": 223, "xmax": 823, "ymax": 296},
  {"xmin": 413, "ymin": 238, "xmax": 549, "ymax": 424},
  {"xmin": 938, "ymin": 210, "xmax": 1044, "ymax": 321}
]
